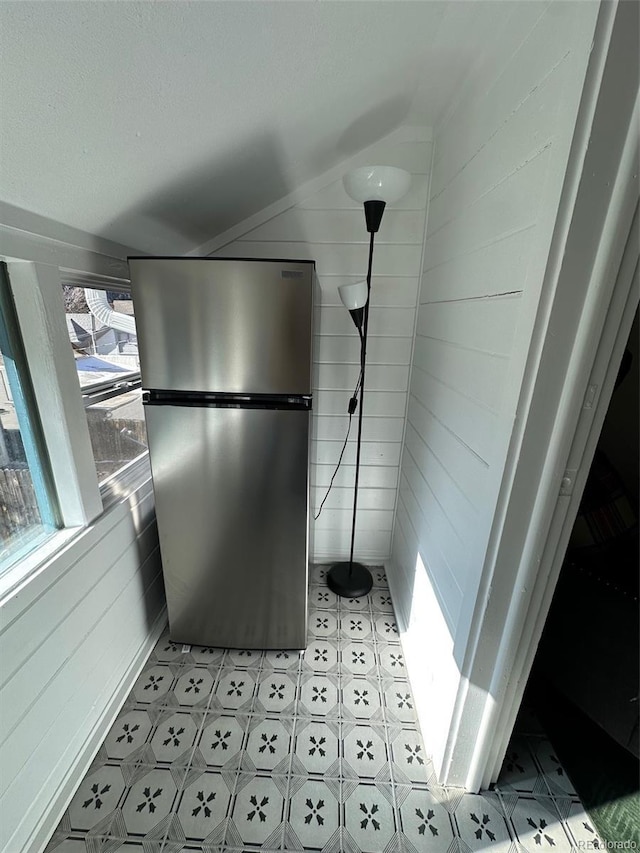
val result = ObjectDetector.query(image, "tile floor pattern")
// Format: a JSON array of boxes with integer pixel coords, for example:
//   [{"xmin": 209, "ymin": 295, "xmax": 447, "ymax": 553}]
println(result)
[{"xmin": 47, "ymin": 566, "xmax": 604, "ymax": 853}]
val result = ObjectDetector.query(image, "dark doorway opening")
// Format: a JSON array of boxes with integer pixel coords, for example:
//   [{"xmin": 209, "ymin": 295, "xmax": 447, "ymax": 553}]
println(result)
[{"xmin": 521, "ymin": 307, "xmax": 639, "ymax": 844}]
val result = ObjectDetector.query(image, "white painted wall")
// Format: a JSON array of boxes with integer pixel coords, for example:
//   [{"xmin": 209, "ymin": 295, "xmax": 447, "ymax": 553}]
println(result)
[
  {"xmin": 0, "ymin": 1, "xmax": 504, "ymax": 255},
  {"xmin": 0, "ymin": 478, "xmax": 165, "ymax": 853},
  {"xmin": 0, "ymin": 214, "xmax": 165, "ymax": 852},
  {"xmin": 207, "ymin": 129, "xmax": 431, "ymax": 562},
  {"xmin": 387, "ymin": 1, "xmax": 601, "ymax": 778}
]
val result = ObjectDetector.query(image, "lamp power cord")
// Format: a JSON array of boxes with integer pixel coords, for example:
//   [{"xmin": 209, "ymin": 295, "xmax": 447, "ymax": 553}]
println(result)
[{"xmin": 313, "ymin": 366, "xmax": 363, "ymax": 521}]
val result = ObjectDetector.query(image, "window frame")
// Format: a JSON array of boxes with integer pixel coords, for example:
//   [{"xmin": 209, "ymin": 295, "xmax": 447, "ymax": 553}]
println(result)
[
  {"xmin": 0, "ymin": 257, "xmax": 150, "ymax": 594},
  {"xmin": 0, "ymin": 267, "xmax": 60, "ymax": 523},
  {"xmin": 63, "ymin": 280, "xmax": 149, "ymax": 501},
  {"xmin": 0, "ymin": 266, "xmax": 63, "ymax": 575}
]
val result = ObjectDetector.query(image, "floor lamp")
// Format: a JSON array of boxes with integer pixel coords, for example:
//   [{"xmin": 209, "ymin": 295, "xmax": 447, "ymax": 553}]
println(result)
[{"xmin": 327, "ymin": 165, "xmax": 411, "ymax": 598}]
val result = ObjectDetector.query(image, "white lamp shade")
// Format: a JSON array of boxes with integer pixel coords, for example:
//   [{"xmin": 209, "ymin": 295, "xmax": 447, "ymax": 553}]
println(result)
[
  {"xmin": 343, "ymin": 166, "xmax": 411, "ymax": 204},
  {"xmin": 338, "ymin": 280, "xmax": 368, "ymax": 311}
]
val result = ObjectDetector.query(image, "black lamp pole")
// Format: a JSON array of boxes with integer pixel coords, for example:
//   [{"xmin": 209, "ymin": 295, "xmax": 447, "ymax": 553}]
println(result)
[{"xmin": 327, "ymin": 199, "xmax": 386, "ymax": 598}]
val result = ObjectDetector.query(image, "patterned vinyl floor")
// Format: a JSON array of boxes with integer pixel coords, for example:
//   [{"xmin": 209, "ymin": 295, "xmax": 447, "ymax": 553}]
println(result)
[{"xmin": 45, "ymin": 565, "xmax": 604, "ymax": 853}]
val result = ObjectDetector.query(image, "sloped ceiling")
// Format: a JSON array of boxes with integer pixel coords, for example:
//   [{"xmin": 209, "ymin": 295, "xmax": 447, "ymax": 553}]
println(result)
[{"xmin": 0, "ymin": 0, "xmax": 507, "ymax": 255}]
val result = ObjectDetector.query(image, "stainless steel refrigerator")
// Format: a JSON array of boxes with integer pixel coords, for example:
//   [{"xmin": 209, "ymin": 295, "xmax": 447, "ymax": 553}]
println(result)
[{"xmin": 128, "ymin": 257, "xmax": 314, "ymax": 650}]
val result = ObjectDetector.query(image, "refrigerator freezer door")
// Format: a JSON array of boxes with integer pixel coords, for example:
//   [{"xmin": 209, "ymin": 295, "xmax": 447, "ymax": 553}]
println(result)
[
  {"xmin": 129, "ymin": 258, "xmax": 313, "ymax": 395},
  {"xmin": 144, "ymin": 403, "xmax": 309, "ymax": 649}
]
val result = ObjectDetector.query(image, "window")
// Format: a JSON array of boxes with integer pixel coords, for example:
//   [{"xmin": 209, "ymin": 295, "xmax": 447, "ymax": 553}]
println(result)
[
  {"xmin": 0, "ymin": 255, "xmax": 152, "ymax": 587},
  {"xmin": 62, "ymin": 284, "xmax": 147, "ymax": 487},
  {"xmin": 0, "ymin": 270, "xmax": 58, "ymax": 573}
]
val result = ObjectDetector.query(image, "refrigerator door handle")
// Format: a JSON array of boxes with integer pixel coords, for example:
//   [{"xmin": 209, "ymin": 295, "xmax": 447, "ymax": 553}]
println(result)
[{"xmin": 143, "ymin": 389, "xmax": 312, "ymax": 410}]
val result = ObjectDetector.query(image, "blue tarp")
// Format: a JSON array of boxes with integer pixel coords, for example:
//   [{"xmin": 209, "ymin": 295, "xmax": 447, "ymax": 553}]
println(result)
[{"xmin": 75, "ymin": 356, "xmax": 128, "ymax": 373}]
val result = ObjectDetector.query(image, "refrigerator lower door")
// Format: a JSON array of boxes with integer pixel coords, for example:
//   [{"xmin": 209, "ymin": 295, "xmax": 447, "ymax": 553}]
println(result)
[{"xmin": 145, "ymin": 404, "xmax": 309, "ymax": 649}]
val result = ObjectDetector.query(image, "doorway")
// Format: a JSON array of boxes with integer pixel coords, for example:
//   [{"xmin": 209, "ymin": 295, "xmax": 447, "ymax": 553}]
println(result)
[{"xmin": 505, "ymin": 307, "xmax": 639, "ymax": 843}]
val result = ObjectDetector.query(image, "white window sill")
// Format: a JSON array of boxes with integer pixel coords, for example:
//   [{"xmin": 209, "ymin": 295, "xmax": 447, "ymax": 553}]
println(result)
[
  {"xmin": 99, "ymin": 452, "xmax": 151, "ymax": 510},
  {"xmin": 0, "ymin": 456, "xmax": 154, "ymax": 612},
  {"xmin": 0, "ymin": 526, "xmax": 81, "ymax": 604}
]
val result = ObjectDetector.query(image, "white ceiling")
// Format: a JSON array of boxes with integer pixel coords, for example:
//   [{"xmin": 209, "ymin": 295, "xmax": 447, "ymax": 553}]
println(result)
[{"xmin": 0, "ymin": 1, "xmax": 509, "ymax": 255}]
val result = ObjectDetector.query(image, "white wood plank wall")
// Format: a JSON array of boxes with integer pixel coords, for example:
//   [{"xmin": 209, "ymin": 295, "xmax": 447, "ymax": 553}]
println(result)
[
  {"xmin": 211, "ymin": 133, "xmax": 431, "ymax": 562},
  {"xmin": 0, "ymin": 478, "xmax": 165, "ymax": 852},
  {"xmin": 387, "ymin": 2, "xmax": 600, "ymax": 773}
]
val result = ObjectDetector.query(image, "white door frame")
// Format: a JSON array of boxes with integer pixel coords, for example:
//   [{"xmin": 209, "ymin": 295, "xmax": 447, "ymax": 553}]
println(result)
[
  {"xmin": 485, "ymin": 210, "xmax": 638, "ymax": 788},
  {"xmin": 438, "ymin": 0, "xmax": 640, "ymax": 791}
]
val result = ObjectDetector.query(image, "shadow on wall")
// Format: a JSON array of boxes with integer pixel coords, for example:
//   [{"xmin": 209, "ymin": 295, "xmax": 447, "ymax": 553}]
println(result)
[
  {"xmin": 99, "ymin": 98, "xmax": 414, "ymax": 256},
  {"xmin": 100, "ymin": 132, "xmax": 296, "ymax": 255},
  {"xmin": 322, "ymin": 95, "xmax": 413, "ymax": 169},
  {"xmin": 124, "ymin": 477, "xmax": 167, "ymax": 636}
]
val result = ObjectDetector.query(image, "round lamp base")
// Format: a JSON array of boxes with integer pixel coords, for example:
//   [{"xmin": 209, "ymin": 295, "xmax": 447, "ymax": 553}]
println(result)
[{"xmin": 326, "ymin": 561, "xmax": 373, "ymax": 598}]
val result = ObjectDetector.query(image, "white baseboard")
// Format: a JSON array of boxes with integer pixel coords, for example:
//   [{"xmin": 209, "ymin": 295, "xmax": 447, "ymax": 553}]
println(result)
[
  {"xmin": 384, "ymin": 558, "xmax": 409, "ymax": 632},
  {"xmin": 22, "ymin": 607, "xmax": 167, "ymax": 853}
]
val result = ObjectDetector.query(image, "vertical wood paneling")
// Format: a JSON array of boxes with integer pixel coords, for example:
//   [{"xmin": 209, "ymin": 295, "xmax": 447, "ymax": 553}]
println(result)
[
  {"xmin": 409, "ymin": 365, "xmax": 498, "ymax": 463},
  {"xmin": 316, "ymin": 276, "xmax": 419, "ymax": 308},
  {"xmin": 311, "ymin": 463, "xmax": 398, "ymax": 490},
  {"xmin": 422, "ymin": 228, "xmax": 532, "ymax": 303},
  {"xmin": 416, "ymin": 294, "xmax": 522, "ymax": 356},
  {"xmin": 314, "ymin": 390, "xmax": 407, "ymax": 417},
  {"xmin": 212, "ymin": 136, "xmax": 431, "ymax": 561},
  {"xmin": 313, "ymin": 416, "xmax": 404, "ymax": 443},
  {"xmin": 0, "ymin": 478, "xmax": 165, "ymax": 852},
  {"xmin": 315, "ymin": 335, "xmax": 413, "ymax": 366},
  {"xmin": 242, "ymin": 209, "xmax": 426, "ymax": 245},
  {"xmin": 298, "ymin": 174, "xmax": 430, "ymax": 212},
  {"xmin": 388, "ymin": 1, "xmax": 600, "ymax": 775},
  {"xmin": 412, "ymin": 336, "xmax": 510, "ymax": 413},
  {"xmin": 318, "ymin": 307, "xmax": 416, "ymax": 337}
]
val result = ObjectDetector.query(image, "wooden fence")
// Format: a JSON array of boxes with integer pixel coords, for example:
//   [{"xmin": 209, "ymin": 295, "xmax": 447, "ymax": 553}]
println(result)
[
  {"xmin": 86, "ymin": 414, "xmax": 148, "ymax": 483},
  {"xmin": 0, "ymin": 465, "xmax": 40, "ymax": 541},
  {"xmin": 0, "ymin": 416, "xmax": 149, "ymax": 541}
]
